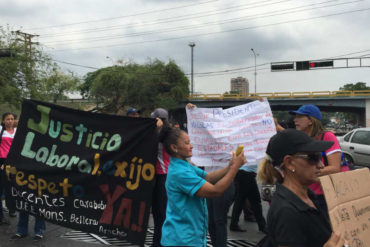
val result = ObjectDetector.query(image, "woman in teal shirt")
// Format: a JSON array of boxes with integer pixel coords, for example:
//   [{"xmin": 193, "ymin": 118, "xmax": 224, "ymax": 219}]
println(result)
[{"xmin": 160, "ymin": 127, "xmax": 245, "ymax": 247}]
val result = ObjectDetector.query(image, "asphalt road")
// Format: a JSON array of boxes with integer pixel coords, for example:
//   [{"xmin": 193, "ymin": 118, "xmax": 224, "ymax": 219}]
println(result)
[{"xmin": 0, "ymin": 200, "xmax": 268, "ymax": 247}]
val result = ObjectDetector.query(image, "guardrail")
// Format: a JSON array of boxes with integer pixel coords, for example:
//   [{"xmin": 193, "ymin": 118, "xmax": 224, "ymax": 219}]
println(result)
[{"xmin": 189, "ymin": 90, "xmax": 370, "ymax": 100}]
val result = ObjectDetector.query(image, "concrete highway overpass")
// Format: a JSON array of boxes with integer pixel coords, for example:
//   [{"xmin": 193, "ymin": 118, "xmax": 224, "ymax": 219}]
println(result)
[{"xmin": 173, "ymin": 91, "xmax": 370, "ymax": 127}]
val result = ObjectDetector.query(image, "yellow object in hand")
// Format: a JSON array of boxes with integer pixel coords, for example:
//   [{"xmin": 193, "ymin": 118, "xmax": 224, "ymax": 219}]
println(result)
[{"xmin": 235, "ymin": 145, "xmax": 244, "ymax": 155}]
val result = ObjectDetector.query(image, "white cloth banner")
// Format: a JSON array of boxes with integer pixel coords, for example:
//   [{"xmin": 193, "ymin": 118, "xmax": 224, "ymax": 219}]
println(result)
[{"xmin": 186, "ymin": 99, "xmax": 276, "ymax": 167}]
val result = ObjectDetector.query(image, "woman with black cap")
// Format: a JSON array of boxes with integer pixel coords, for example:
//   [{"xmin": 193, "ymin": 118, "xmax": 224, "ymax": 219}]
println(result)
[{"xmin": 257, "ymin": 129, "xmax": 346, "ymax": 247}]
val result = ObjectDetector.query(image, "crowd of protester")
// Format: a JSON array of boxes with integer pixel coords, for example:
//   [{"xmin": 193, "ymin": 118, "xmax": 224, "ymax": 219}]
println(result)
[{"xmin": 0, "ymin": 103, "xmax": 350, "ymax": 247}]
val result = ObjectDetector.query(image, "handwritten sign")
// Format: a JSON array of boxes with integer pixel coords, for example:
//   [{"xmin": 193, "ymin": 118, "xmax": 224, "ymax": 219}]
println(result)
[
  {"xmin": 4, "ymin": 100, "xmax": 158, "ymax": 246},
  {"xmin": 320, "ymin": 168, "xmax": 370, "ymax": 247},
  {"xmin": 186, "ymin": 99, "xmax": 276, "ymax": 167}
]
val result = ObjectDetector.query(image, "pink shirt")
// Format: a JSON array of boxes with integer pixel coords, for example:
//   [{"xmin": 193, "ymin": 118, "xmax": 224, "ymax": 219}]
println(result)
[
  {"xmin": 156, "ymin": 143, "xmax": 170, "ymax": 174},
  {"xmin": 0, "ymin": 126, "xmax": 16, "ymax": 158},
  {"xmin": 309, "ymin": 131, "xmax": 341, "ymax": 195}
]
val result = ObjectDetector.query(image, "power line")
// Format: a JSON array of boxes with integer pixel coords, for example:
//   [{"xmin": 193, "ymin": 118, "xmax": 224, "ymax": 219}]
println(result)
[
  {"xmin": 51, "ymin": 52, "xmax": 370, "ymax": 78},
  {"xmin": 51, "ymin": 57, "xmax": 270, "ymax": 76},
  {"xmin": 194, "ymin": 63, "xmax": 270, "ymax": 75},
  {"xmin": 48, "ymin": 7, "xmax": 370, "ymax": 52},
  {"xmin": 42, "ymin": 0, "xmax": 360, "ymax": 46},
  {"xmin": 325, "ymin": 49, "xmax": 370, "ymax": 59},
  {"xmin": 52, "ymin": 59, "xmax": 99, "ymax": 70},
  {"xmin": 38, "ymin": 0, "xmax": 287, "ymax": 38},
  {"xmin": 195, "ymin": 67, "xmax": 270, "ymax": 78},
  {"xmin": 24, "ymin": 0, "xmax": 219, "ymax": 31}
]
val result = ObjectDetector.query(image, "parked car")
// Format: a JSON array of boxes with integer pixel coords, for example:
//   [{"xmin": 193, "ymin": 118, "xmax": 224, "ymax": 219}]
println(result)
[{"xmin": 338, "ymin": 128, "xmax": 370, "ymax": 167}]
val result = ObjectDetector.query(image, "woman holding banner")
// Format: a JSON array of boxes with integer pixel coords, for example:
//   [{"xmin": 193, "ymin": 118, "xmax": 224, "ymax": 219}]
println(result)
[
  {"xmin": 0, "ymin": 112, "xmax": 17, "ymax": 224},
  {"xmin": 160, "ymin": 127, "xmax": 246, "ymax": 247},
  {"xmin": 256, "ymin": 129, "xmax": 346, "ymax": 247}
]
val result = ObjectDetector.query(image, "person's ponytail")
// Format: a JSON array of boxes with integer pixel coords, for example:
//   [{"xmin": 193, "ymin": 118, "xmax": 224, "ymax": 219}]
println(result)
[{"xmin": 257, "ymin": 158, "xmax": 283, "ymax": 184}]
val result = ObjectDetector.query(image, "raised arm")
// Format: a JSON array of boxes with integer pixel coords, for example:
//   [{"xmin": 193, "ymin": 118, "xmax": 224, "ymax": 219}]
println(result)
[
  {"xmin": 195, "ymin": 152, "xmax": 246, "ymax": 198},
  {"xmin": 205, "ymin": 165, "xmax": 230, "ymax": 184}
]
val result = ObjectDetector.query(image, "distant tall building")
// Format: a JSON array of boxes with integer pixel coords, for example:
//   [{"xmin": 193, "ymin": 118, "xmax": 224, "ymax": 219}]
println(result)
[{"xmin": 230, "ymin": 77, "xmax": 249, "ymax": 95}]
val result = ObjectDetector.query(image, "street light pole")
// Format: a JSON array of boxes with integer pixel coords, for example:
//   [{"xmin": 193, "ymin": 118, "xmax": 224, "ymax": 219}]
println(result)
[
  {"xmin": 251, "ymin": 48, "xmax": 257, "ymax": 94},
  {"xmin": 189, "ymin": 42, "xmax": 195, "ymax": 95}
]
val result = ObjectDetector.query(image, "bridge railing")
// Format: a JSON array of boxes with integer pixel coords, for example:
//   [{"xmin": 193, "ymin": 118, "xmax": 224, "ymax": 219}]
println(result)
[{"xmin": 190, "ymin": 90, "xmax": 370, "ymax": 100}]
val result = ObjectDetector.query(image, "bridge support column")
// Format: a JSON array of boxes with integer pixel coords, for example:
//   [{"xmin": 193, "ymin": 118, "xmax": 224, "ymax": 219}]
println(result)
[{"xmin": 366, "ymin": 99, "xmax": 370, "ymax": 127}]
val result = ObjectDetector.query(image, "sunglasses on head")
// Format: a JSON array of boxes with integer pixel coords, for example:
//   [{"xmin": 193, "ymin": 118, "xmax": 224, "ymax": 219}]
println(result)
[{"xmin": 293, "ymin": 153, "xmax": 322, "ymax": 165}]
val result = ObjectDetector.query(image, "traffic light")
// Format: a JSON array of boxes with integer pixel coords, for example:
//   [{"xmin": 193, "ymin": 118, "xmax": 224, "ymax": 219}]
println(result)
[
  {"xmin": 309, "ymin": 60, "xmax": 334, "ymax": 68},
  {"xmin": 271, "ymin": 59, "xmax": 335, "ymax": 71},
  {"xmin": 296, "ymin": 61, "xmax": 309, "ymax": 70},
  {"xmin": 295, "ymin": 60, "xmax": 334, "ymax": 70},
  {"xmin": 271, "ymin": 62, "xmax": 294, "ymax": 71}
]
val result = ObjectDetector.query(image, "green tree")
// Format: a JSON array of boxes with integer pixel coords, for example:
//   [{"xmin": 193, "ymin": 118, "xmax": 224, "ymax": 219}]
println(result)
[
  {"xmin": 0, "ymin": 26, "xmax": 78, "ymax": 109},
  {"xmin": 80, "ymin": 59, "xmax": 189, "ymax": 113},
  {"xmin": 339, "ymin": 82, "xmax": 370, "ymax": 91},
  {"xmin": 42, "ymin": 68, "xmax": 79, "ymax": 103},
  {"xmin": 337, "ymin": 82, "xmax": 369, "ymax": 124}
]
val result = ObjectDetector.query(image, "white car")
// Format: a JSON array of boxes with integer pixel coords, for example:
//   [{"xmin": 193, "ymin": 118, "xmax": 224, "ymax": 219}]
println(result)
[{"xmin": 338, "ymin": 128, "xmax": 370, "ymax": 167}]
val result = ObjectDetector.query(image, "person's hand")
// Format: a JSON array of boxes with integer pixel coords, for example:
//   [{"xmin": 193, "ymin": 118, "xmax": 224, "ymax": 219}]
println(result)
[
  {"xmin": 0, "ymin": 164, "xmax": 3, "ymax": 170},
  {"xmin": 274, "ymin": 118, "xmax": 285, "ymax": 132},
  {"xmin": 230, "ymin": 151, "xmax": 246, "ymax": 169},
  {"xmin": 186, "ymin": 103, "xmax": 196, "ymax": 109},
  {"xmin": 156, "ymin": 118, "xmax": 163, "ymax": 129},
  {"xmin": 323, "ymin": 231, "xmax": 345, "ymax": 247}
]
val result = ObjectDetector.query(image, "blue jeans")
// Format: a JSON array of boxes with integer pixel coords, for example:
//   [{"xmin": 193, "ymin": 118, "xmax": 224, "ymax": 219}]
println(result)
[
  {"xmin": 16, "ymin": 211, "xmax": 45, "ymax": 236},
  {"xmin": 207, "ymin": 183, "xmax": 235, "ymax": 247},
  {"xmin": 0, "ymin": 199, "xmax": 3, "ymax": 221}
]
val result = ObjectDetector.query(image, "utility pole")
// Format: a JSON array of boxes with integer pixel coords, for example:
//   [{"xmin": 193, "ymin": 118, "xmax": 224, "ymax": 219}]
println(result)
[
  {"xmin": 13, "ymin": 30, "xmax": 39, "ymax": 97},
  {"xmin": 189, "ymin": 42, "xmax": 195, "ymax": 95},
  {"xmin": 251, "ymin": 48, "xmax": 257, "ymax": 94},
  {"xmin": 13, "ymin": 30, "xmax": 39, "ymax": 56}
]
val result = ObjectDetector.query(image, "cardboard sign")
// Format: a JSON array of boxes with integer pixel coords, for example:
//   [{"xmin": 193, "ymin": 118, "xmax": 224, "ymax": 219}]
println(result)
[
  {"xmin": 4, "ymin": 100, "xmax": 158, "ymax": 246},
  {"xmin": 186, "ymin": 99, "xmax": 276, "ymax": 167},
  {"xmin": 320, "ymin": 168, "xmax": 370, "ymax": 247}
]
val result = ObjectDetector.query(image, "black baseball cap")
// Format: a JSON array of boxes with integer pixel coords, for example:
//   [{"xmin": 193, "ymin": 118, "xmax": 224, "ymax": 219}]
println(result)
[{"xmin": 266, "ymin": 129, "xmax": 333, "ymax": 166}]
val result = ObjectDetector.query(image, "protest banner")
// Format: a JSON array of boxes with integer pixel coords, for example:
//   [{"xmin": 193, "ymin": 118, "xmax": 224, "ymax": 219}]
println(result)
[
  {"xmin": 186, "ymin": 99, "xmax": 276, "ymax": 167},
  {"xmin": 320, "ymin": 168, "xmax": 370, "ymax": 247},
  {"xmin": 4, "ymin": 100, "xmax": 158, "ymax": 246}
]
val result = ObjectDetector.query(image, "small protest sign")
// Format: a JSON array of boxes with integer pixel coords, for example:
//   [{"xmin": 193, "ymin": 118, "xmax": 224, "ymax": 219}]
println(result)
[
  {"xmin": 4, "ymin": 100, "xmax": 158, "ymax": 246},
  {"xmin": 320, "ymin": 168, "xmax": 370, "ymax": 247},
  {"xmin": 186, "ymin": 99, "xmax": 276, "ymax": 167}
]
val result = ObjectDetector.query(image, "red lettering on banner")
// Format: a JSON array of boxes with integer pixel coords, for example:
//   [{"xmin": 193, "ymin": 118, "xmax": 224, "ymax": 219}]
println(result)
[
  {"xmin": 131, "ymin": 201, "xmax": 146, "ymax": 232},
  {"xmin": 99, "ymin": 184, "xmax": 126, "ymax": 224},
  {"xmin": 113, "ymin": 198, "xmax": 132, "ymax": 228}
]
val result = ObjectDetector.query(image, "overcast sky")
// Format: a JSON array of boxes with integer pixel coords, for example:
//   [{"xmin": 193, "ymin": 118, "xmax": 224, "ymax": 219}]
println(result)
[{"xmin": 1, "ymin": 0, "xmax": 370, "ymax": 95}]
